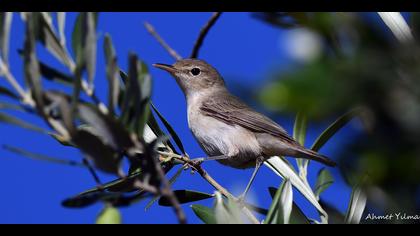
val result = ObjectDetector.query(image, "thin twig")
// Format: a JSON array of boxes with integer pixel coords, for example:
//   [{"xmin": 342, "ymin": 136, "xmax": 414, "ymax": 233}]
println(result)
[
  {"xmin": 144, "ymin": 22, "xmax": 182, "ymax": 61},
  {"xmin": 152, "ymin": 152, "xmax": 187, "ymax": 224},
  {"xmin": 157, "ymin": 151, "xmax": 260, "ymax": 224},
  {"xmin": 82, "ymin": 158, "xmax": 103, "ymax": 188},
  {"xmin": 190, "ymin": 12, "xmax": 222, "ymax": 58}
]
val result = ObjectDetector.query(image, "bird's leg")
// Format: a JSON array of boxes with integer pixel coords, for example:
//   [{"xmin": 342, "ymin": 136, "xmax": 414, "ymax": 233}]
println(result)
[{"xmin": 238, "ymin": 156, "xmax": 265, "ymax": 203}]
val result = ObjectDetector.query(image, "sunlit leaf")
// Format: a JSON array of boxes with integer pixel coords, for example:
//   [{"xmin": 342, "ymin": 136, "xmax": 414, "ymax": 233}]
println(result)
[
  {"xmin": 314, "ymin": 168, "xmax": 334, "ymax": 200},
  {"xmin": 191, "ymin": 204, "xmax": 216, "ymax": 224},
  {"xmin": 265, "ymin": 157, "xmax": 327, "ymax": 221},
  {"xmin": 24, "ymin": 13, "xmax": 44, "ymax": 111},
  {"xmin": 36, "ymin": 13, "xmax": 73, "ymax": 68},
  {"xmin": 214, "ymin": 192, "xmax": 242, "ymax": 224},
  {"xmin": 57, "ymin": 12, "xmax": 66, "ymax": 47},
  {"xmin": 265, "ymin": 179, "xmax": 293, "ymax": 224},
  {"xmin": 268, "ymin": 187, "xmax": 309, "ymax": 224},
  {"xmin": 96, "ymin": 205, "xmax": 122, "ymax": 224},
  {"xmin": 345, "ymin": 177, "xmax": 368, "ymax": 224},
  {"xmin": 0, "ymin": 12, "xmax": 12, "ymax": 65},
  {"xmin": 85, "ymin": 12, "xmax": 97, "ymax": 91}
]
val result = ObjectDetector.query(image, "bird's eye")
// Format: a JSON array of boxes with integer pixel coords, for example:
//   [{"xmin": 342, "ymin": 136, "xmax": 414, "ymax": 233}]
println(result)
[{"xmin": 190, "ymin": 67, "xmax": 201, "ymax": 76}]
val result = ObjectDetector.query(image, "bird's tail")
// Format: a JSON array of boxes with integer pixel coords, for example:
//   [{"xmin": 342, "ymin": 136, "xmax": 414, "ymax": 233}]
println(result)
[{"xmin": 295, "ymin": 148, "xmax": 336, "ymax": 167}]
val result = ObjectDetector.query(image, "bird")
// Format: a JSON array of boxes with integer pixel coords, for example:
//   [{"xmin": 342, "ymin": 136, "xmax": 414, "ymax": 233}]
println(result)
[{"xmin": 153, "ymin": 58, "xmax": 336, "ymax": 199}]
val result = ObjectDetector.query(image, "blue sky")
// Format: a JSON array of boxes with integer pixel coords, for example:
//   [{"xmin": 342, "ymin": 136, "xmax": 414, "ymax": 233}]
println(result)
[{"xmin": 0, "ymin": 12, "xmax": 372, "ymax": 224}]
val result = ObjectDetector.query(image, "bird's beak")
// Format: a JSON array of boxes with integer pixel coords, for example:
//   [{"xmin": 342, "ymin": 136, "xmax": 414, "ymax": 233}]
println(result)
[{"xmin": 153, "ymin": 63, "xmax": 178, "ymax": 74}]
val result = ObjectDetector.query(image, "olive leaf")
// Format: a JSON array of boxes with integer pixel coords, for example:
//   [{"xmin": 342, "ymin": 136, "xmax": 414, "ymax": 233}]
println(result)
[
  {"xmin": 146, "ymin": 165, "xmax": 184, "ymax": 210},
  {"xmin": 0, "ymin": 12, "xmax": 12, "ymax": 65},
  {"xmin": 191, "ymin": 204, "xmax": 217, "ymax": 224},
  {"xmin": 103, "ymin": 34, "xmax": 120, "ymax": 115},
  {"xmin": 0, "ymin": 112, "xmax": 46, "ymax": 134},
  {"xmin": 35, "ymin": 13, "xmax": 73, "ymax": 68},
  {"xmin": 314, "ymin": 168, "xmax": 334, "ymax": 200},
  {"xmin": 265, "ymin": 179, "xmax": 293, "ymax": 224},
  {"xmin": 293, "ymin": 111, "xmax": 308, "ymax": 171},
  {"xmin": 96, "ymin": 205, "xmax": 122, "ymax": 224},
  {"xmin": 3, "ymin": 145, "xmax": 84, "ymax": 167},
  {"xmin": 158, "ymin": 190, "xmax": 213, "ymax": 206}
]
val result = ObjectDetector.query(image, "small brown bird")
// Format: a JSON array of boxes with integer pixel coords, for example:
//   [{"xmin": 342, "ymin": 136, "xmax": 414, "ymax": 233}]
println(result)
[{"xmin": 153, "ymin": 59, "xmax": 336, "ymax": 199}]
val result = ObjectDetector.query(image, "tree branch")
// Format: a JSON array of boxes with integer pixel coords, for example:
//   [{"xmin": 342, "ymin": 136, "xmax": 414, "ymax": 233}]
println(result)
[
  {"xmin": 190, "ymin": 12, "xmax": 222, "ymax": 58},
  {"xmin": 144, "ymin": 22, "xmax": 182, "ymax": 61},
  {"xmin": 158, "ymin": 151, "xmax": 260, "ymax": 224}
]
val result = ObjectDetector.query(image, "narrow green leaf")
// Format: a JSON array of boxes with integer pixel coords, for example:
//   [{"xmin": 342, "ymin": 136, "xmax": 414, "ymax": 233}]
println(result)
[
  {"xmin": 265, "ymin": 158, "xmax": 328, "ymax": 222},
  {"xmin": 37, "ymin": 13, "xmax": 73, "ymax": 68},
  {"xmin": 345, "ymin": 176, "xmax": 368, "ymax": 224},
  {"xmin": 78, "ymin": 171, "xmax": 143, "ymax": 196},
  {"xmin": 311, "ymin": 109, "xmax": 360, "ymax": 152},
  {"xmin": 96, "ymin": 206, "xmax": 122, "ymax": 224},
  {"xmin": 214, "ymin": 192, "xmax": 242, "ymax": 224},
  {"xmin": 191, "ymin": 204, "xmax": 217, "ymax": 224},
  {"xmin": 158, "ymin": 190, "xmax": 213, "ymax": 206},
  {"xmin": 77, "ymin": 103, "xmax": 133, "ymax": 151},
  {"xmin": 293, "ymin": 111, "xmax": 308, "ymax": 171},
  {"xmin": 0, "ymin": 12, "xmax": 12, "ymax": 65},
  {"xmin": 57, "ymin": 12, "xmax": 66, "ymax": 47},
  {"xmin": 72, "ymin": 129, "xmax": 122, "ymax": 174},
  {"xmin": 3, "ymin": 145, "xmax": 84, "ymax": 167},
  {"xmin": 49, "ymin": 133, "xmax": 74, "ymax": 147},
  {"xmin": 0, "ymin": 102, "xmax": 25, "ymax": 112},
  {"xmin": 24, "ymin": 13, "xmax": 44, "ymax": 110},
  {"xmin": 277, "ymin": 180, "xmax": 293, "ymax": 224},
  {"xmin": 85, "ymin": 12, "xmax": 97, "ymax": 91},
  {"xmin": 151, "ymin": 102, "xmax": 186, "ymax": 155},
  {"xmin": 103, "ymin": 34, "xmax": 119, "ymax": 115},
  {"xmin": 39, "ymin": 61, "xmax": 74, "ymax": 85},
  {"xmin": 268, "ymin": 186, "xmax": 309, "ymax": 224},
  {"xmin": 314, "ymin": 168, "xmax": 334, "ymax": 199},
  {"xmin": 0, "ymin": 112, "xmax": 46, "ymax": 133},
  {"xmin": 265, "ymin": 179, "xmax": 292, "ymax": 224},
  {"xmin": 320, "ymin": 200, "xmax": 345, "ymax": 224},
  {"xmin": 0, "ymin": 85, "xmax": 19, "ymax": 99},
  {"xmin": 293, "ymin": 111, "xmax": 307, "ymax": 146},
  {"xmin": 72, "ymin": 13, "xmax": 83, "ymax": 64},
  {"xmin": 145, "ymin": 165, "xmax": 184, "ymax": 210}
]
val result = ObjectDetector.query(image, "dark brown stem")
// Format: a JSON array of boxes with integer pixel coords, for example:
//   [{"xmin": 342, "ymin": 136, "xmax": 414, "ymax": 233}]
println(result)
[
  {"xmin": 190, "ymin": 12, "xmax": 222, "ymax": 58},
  {"xmin": 144, "ymin": 22, "xmax": 182, "ymax": 61},
  {"xmin": 154, "ymin": 159, "xmax": 187, "ymax": 224}
]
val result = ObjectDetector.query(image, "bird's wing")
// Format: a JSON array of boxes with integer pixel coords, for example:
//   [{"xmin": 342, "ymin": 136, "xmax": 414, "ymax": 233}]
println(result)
[{"xmin": 200, "ymin": 94, "xmax": 299, "ymax": 146}]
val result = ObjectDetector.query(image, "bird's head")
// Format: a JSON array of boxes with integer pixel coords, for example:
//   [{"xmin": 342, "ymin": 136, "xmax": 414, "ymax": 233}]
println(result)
[{"xmin": 153, "ymin": 59, "xmax": 225, "ymax": 96}]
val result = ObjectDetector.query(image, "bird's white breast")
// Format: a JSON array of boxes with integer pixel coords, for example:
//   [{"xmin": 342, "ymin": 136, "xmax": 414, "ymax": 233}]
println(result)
[{"xmin": 186, "ymin": 92, "xmax": 262, "ymax": 168}]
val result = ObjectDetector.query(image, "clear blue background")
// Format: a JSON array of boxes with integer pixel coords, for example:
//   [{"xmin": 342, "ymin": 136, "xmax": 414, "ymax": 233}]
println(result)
[{"xmin": 0, "ymin": 12, "xmax": 383, "ymax": 224}]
